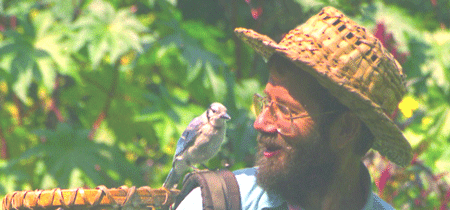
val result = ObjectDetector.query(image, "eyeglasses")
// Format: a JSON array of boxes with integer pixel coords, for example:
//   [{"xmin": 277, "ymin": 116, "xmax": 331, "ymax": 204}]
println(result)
[{"xmin": 253, "ymin": 93, "xmax": 335, "ymax": 136}]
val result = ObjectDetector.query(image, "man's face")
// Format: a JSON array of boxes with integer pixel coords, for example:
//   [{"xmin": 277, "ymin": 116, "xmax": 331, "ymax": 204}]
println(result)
[{"xmin": 253, "ymin": 56, "xmax": 337, "ymax": 197}]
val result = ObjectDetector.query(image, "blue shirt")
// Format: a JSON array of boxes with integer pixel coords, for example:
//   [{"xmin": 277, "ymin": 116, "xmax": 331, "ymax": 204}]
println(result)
[{"xmin": 176, "ymin": 166, "xmax": 395, "ymax": 210}]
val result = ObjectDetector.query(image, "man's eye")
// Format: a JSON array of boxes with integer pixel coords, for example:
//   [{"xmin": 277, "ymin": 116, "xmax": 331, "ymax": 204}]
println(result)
[
  {"xmin": 276, "ymin": 104, "xmax": 291, "ymax": 116},
  {"xmin": 289, "ymin": 109, "xmax": 299, "ymax": 116}
]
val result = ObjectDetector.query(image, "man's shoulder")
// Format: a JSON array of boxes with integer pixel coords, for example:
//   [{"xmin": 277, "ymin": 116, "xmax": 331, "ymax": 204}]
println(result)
[
  {"xmin": 175, "ymin": 167, "xmax": 286, "ymax": 210},
  {"xmin": 232, "ymin": 167, "xmax": 261, "ymax": 202},
  {"xmin": 233, "ymin": 167, "xmax": 258, "ymax": 182},
  {"xmin": 176, "ymin": 167, "xmax": 396, "ymax": 210},
  {"xmin": 175, "ymin": 168, "xmax": 260, "ymax": 210},
  {"xmin": 234, "ymin": 167, "xmax": 286, "ymax": 209}
]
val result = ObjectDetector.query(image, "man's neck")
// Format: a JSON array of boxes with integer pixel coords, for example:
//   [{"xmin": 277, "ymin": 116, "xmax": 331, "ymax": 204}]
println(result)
[{"xmin": 290, "ymin": 160, "xmax": 367, "ymax": 210}]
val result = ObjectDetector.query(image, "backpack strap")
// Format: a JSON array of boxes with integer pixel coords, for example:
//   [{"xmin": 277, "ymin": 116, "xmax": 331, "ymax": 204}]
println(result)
[{"xmin": 173, "ymin": 170, "xmax": 241, "ymax": 210}]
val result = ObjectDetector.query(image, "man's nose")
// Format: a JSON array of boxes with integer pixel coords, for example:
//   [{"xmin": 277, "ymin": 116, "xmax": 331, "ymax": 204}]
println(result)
[{"xmin": 253, "ymin": 107, "xmax": 278, "ymax": 133}]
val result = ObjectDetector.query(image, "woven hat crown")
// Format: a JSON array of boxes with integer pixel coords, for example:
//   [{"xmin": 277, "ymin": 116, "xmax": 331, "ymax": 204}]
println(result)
[{"xmin": 235, "ymin": 7, "xmax": 412, "ymax": 166}]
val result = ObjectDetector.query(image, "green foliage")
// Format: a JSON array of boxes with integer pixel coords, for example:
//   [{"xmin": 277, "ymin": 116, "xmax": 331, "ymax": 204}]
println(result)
[
  {"xmin": 0, "ymin": 0, "xmax": 449, "ymax": 209},
  {"xmin": 72, "ymin": 0, "xmax": 148, "ymax": 68}
]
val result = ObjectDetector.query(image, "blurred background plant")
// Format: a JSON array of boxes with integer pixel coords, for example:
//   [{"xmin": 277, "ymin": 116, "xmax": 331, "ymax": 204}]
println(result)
[{"xmin": 0, "ymin": 0, "xmax": 449, "ymax": 209}]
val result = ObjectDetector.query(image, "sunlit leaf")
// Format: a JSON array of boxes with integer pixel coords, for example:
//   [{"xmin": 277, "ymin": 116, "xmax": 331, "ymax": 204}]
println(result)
[
  {"xmin": 40, "ymin": 173, "xmax": 58, "ymax": 189},
  {"xmin": 13, "ymin": 74, "xmax": 32, "ymax": 106},
  {"xmin": 32, "ymin": 11, "xmax": 77, "ymax": 78},
  {"xmin": 430, "ymin": 30, "xmax": 450, "ymax": 92},
  {"xmin": 35, "ymin": 57, "xmax": 56, "ymax": 92},
  {"xmin": 0, "ymin": 32, "xmax": 35, "ymax": 104},
  {"xmin": 403, "ymin": 129, "xmax": 424, "ymax": 149},
  {"xmin": 71, "ymin": 0, "xmax": 147, "ymax": 68},
  {"xmin": 3, "ymin": 1, "xmax": 34, "ymax": 18},
  {"xmin": 293, "ymin": 0, "xmax": 325, "ymax": 12},
  {"xmin": 435, "ymin": 150, "xmax": 450, "ymax": 184},
  {"xmin": 0, "ymin": 10, "xmax": 78, "ymax": 103}
]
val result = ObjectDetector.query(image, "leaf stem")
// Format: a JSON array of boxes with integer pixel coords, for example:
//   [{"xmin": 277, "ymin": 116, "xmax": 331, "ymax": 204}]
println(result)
[
  {"xmin": 231, "ymin": 0, "xmax": 242, "ymax": 80},
  {"xmin": 0, "ymin": 126, "xmax": 9, "ymax": 159},
  {"xmin": 88, "ymin": 61, "xmax": 120, "ymax": 140}
]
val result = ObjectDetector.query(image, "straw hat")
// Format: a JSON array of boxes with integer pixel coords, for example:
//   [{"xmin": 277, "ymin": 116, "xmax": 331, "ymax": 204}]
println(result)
[{"xmin": 235, "ymin": 7, "xmax": 412, "ymax": 167}]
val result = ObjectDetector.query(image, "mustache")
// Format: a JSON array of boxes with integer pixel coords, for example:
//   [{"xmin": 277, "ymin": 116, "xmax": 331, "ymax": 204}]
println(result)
[
  {"xmin": 257, "ymin": 133, "xmax": 278, "ymax": 145},
  {"xmin": 257, "ymin": 133, "xmax": 292, "ymax": 151}
]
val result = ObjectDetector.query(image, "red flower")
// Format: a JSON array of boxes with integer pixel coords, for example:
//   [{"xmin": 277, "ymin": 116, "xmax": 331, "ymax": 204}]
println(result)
[
  {"xmin": 373, "ymin": 22, "xmax": 407, "ymax": 64},
  {"xmin": 251, "ymin": 7, "xmax": 263, "ymax": 20},
  {"xmin": 431, "ymin": 0, "xmax": 437, "ymax": 6},
  {"xmin": 374, "ymin": 23, "xmax": 386, "ymax": 46},
  {"xmin": 376, "ymin": 164, "xmax": 392, "ymax": 195},
  {"xmin": 10, "ymin": 16, "xmax": 16, "ymax": 29}
]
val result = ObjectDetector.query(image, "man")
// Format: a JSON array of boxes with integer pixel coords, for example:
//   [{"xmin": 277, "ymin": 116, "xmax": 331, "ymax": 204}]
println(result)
[{"xmin": 176, "ymin": 6, "xmax": 412, "ymax": 210}]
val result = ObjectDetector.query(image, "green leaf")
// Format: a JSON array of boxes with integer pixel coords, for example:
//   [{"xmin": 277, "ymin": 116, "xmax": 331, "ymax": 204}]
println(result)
[
  {"xmin": 159, "ymin": 24, "xmax": 225, "ymax": 70},
  {"xmin": 359, "ymin": 2, "xmax": 423, "ymax": 52},
  {"xmin": 0, "ymin": 10, "xmax": 79, "ymax": 103},
  {"xmin": 45, "ymin": 0, "xmax": 80, "ymax": 23},
  {"xmin": 72, "ymin": 0, "xmax": 147, "ymax": 68},
  {"xmin": 293, "ymin": 0, "xmax": 325, "ymax": 13},
  {"xmin": 235, "ymin": 79, "xmax": 261, "ymax": 109},
  {"xmin": 88, "ymin": 35, "xmax": 110, "ymax": 68},
  {"xmin": 430, "ymin": 30, "xmax": 450, "ymax": 93},
  {"xmin": 0, "ymin": 165, "xmax": 19, "ymax": 194},
  {"xmin": 153, "ymin": 114, "xmax": 177, "ymax": 152},
  {"xmin": 0, "ymin": 31, "xmax": 36, "ymax": 104},
  {"xmin": 204, "ymin": 62, "xmax": 226, "ymax": 102},
  {"xmin": 33, "ymin": 11, "xmax": 76, "ymax": 74},
  {"xmin": 3, "ymin": 1, "xmax": 34, "ymax": 17},
  {"xmin": 186, "ymin": 59, "xmax": 203, "ymax": 84},
  {"xmin": 19, "ymin": 123, "xmax": 145, "ymax": 188},
  {"xmin": 156, "ymin": 43, "xmax": 188, "ymax": 84},
  {"xmin": 227, "ymin": 109, "xmax": 258, "ymax": 163},
  {"xmin": 181, "ymin": 21, "xmax": 230, "ymax": 61},
  {"xmin": 0, "ymin": 47, "xmax": 15, "ymax": 73},
  {"xmin": 435, "ymin": 149, "xmax": 450, "ymax": 184},
  {"xmin": 421, "ymin": 108, "xmax": 450, "ymax": 168},
  {"xmin": 107, "ymin": 99, "xmax": 139, "ymax": 144},
  {"xmin": 40, "ymin": 173, "xmax": 58, "ymax": 189},
  {"xmin": 11, "ymin": 59, "xmax": 34, "ymax": 105},
  {"xmin": 35, "ymin": 57, "xmax": 56, "ymax": 92}
]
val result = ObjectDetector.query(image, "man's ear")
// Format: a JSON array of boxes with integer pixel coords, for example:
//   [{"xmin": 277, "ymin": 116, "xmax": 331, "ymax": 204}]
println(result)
[{"xmin": 329, "ymin": 112, "xmax": 362, "ymax": 150}]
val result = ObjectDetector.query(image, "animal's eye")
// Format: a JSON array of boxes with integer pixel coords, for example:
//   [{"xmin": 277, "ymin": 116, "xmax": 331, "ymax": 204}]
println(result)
[{"xmin": 211, "ymin": 108, "xmax": 218, "ymax": 113}]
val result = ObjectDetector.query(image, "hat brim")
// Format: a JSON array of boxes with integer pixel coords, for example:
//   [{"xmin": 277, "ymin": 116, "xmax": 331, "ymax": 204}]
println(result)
[{"xmin": 235, "ymin": 26, "xmax": 412, "ymax": 167}]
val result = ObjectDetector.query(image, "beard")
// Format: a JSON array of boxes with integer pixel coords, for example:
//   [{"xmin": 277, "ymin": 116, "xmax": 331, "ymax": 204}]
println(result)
[{"xmin": 255, "ymin": 130, "xmax": 337, "ymax": 204}]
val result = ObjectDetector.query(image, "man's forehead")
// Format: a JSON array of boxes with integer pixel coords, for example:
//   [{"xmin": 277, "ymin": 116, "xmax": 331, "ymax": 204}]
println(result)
[
  {"xmin": 266, "ymin": 54, "xmax": 329, "ymax": 103},
  {"xmin": 267, "ymin": 55, "xmax": 312, "ymax": 82},
  {"xmin": 268, "ymin": 55, "xmax": 291, "ymax": 72}
]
